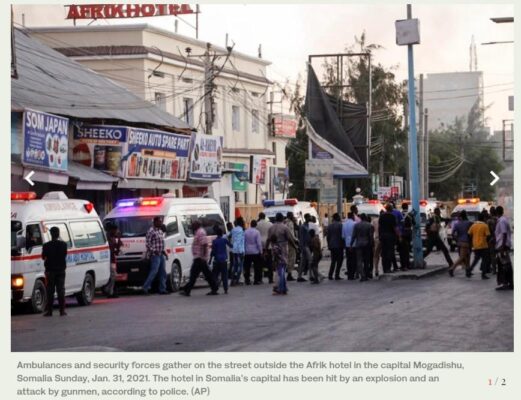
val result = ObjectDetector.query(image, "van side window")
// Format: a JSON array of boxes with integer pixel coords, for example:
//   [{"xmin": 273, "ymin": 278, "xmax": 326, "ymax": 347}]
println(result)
[
  {"xmin": 26, "ymin": 224, "xmax": 43, "ymax": 249},
  {"xmin": 179, "ymin": 215, "xmax": 194, "ymax": 237},
  {"xmin": 70, "ymin": 221, "xmax": 106, "ymax": 248},
  {"xmin": 164, "ymin": 216, "xmax": 179, "ymax": 237},
  {"xmin": 45, "ymin": 223, "xmax": 72, "ymax": 248}
]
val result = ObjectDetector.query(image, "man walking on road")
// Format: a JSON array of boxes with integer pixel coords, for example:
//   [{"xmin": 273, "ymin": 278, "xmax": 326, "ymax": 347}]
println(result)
[
  {"xmin": 180, "ymin": 220, "xmax": 219, "ymax": 296},
  {"xmin": 487, "ymin": 207, "xmax": 498, "ymax": 274},
  {"xmin": 243, "ymin": 219, "xmax": 263, "ymax": 285},
  {"xmin": 327, "ymin": 213, "xmax": 344, "ymax": 280},
  {"xmin": 209, "ymin": 227, "xmax": 231, "ymax": 294},
  {"xmin": 424, "ymin": 207, "xmax": 454, "ymax": 268},
  {"xmin": 143, "ymin": 216, "xmax": 169, "ymax": 295},
  {"xmin": 342, "ymin": 212, "xmax": 357, "ymax": 279},
  {"xmin": 379, "ymin": 205, "xmax": 400, "ymax": 274},
  {"xmin": 230, "ymin": 218, "xmax": 246, "ymax": 286},
  {"xmin": 42, "ymin": 226, "xmax": 68, "ymax": 316},
  {"xmin": 350, "ymin": 214, "xmax": 373, "ymax": 281},
  {"xmin": 399, "ymin": 203, "xmax": 413, "ymax": 271},
  {"xmin": 268, "ymin": 213, "xmax": 297, "ymax": 292},
  {"xmin": 256, "ymin": 212, "xmax": 273, "ymax": 283},
  {"xmin": 467, "ymin": 213, "xmax": 491, "ymax": 279},
  {"xmin": 284, "ymin": 212, "xmax": 298, "ymax": 281},
  {"xmin": 297, "ymin": 213, "xmax": 312, "ymax": 282},
  {"xmin": 309, "ymin": 229, "xmax": 322, "ymax": 284},
  {"xmin": 448, "ymin": 210, "xmax": 473, "ymax": 277},
  {"xmin": 103, "ymin": 223, "xmax": 122, "ymax": 298},
  {"xmin": 494, "ymin": 206, "xmax": 513, "ymax": 290}
]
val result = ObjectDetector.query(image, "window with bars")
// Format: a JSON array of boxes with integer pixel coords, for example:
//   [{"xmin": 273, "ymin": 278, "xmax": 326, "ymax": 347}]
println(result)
[
  {"xmin": 252, "ymin": 109, "xmax": 259, "ymax": 133},
  {"xmin": 232, "ymin": 105, "xmax": 240, "ymax": 132},
  {"xmin": 183, "ymin": 98, "xmax": 194, "ymax": 126}
]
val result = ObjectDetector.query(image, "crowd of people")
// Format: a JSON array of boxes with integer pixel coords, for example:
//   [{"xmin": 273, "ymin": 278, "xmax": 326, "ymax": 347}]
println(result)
[{"xmin": 39, "ymin": 202, "xmax": 513, "ymax": 315}]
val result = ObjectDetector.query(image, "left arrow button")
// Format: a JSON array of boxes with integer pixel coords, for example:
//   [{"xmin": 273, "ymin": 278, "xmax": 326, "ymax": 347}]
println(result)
[{"xmin": 24, "ymin": 171, "xmax": 35, "ymax": 186}]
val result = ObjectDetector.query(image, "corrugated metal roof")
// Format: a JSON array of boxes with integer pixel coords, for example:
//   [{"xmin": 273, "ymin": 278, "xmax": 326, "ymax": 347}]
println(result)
[{"xmin": 11, "ymin": 28, "xmax": 190, "ymax": 130}]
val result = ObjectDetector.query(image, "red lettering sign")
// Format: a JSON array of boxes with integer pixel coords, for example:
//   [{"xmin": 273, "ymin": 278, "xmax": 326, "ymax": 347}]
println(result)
[{"xmin": 65, "ymin": 4, "xmax": 195, "ymax": 19}]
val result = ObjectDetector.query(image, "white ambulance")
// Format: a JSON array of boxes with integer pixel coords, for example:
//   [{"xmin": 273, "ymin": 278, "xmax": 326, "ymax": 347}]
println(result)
[
  {"xmin": 103, "ymin": 194, "xmax": 226, "ymax": 292},
  {"xmin": 11, "ymin": 191, "xmax": 110, "ymax": 313}
]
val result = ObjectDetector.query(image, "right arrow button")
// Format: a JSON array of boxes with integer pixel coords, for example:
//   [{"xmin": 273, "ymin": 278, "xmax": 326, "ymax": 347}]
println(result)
[{"xmin": 490, "ymin": 171, "xmax": 500, "ymax": 186}]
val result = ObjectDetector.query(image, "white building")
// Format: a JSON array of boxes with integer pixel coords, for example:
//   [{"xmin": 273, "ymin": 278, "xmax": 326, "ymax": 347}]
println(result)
[
  {"xmin": 423, "ymin": 71, "xmax": 484, "ymax": 131},
  {"xmin": 28, "ymin": 24, "xmax": 289, "ymax": 221}
]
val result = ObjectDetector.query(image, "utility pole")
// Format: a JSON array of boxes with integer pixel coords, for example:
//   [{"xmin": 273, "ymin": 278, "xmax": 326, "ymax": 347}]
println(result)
[
  {"xmin": 418, "ymin": 74, "xmax": 424, "ymax": 198},
  {"xmin": 396, "ymin": 4, "xmax": 424, "ymax": 268},
  {"xmin": 188, "ymin": 42, "xmax": 233, "ymax": 135},
  {"xmin": 204, "ymin": 43, "xmax": 213, "ymax": 135},
  {"xmin": 424, "ymin": 108, "xmax": 429, "ymax": 197}
]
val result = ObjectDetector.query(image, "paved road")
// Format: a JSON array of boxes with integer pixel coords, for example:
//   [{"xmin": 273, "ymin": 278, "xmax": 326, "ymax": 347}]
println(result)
[{"xmin": 11, "ymin": 252, "xmax": 513, "ymax": 352}]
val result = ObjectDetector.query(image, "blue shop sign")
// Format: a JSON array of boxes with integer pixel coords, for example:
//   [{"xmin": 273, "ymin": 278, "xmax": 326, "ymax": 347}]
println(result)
[{"xmin": 22, "ymin": 109, "xmax": 69, "ymax": 172}]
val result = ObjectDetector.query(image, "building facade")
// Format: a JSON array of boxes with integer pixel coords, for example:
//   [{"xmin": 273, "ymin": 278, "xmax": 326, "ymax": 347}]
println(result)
[
  {"xmin": 29, "ymin": 24, "xmax": 289, "ymax": 221},
  {"xmin": 423, "ymin": 71, "xmax": 484, "ymax": 131}
]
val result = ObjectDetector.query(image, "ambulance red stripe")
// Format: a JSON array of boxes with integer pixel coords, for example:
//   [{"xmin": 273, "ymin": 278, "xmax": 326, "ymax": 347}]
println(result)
[{"xmin": 11, "ymin": 245, "xmax": 109, "ymax": 261}]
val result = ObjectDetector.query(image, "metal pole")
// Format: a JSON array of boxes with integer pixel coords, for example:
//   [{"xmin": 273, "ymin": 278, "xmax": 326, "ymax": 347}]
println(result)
[
  {"xmin": 337, "ymin": 179, "xmax": 343, "ymax": 216},
  {"xmin": 503, "ymin": 119, "xmax": 506, "ymax": 161},
  {"xmin": 424, "ymin": 108, "xmax": 429, "ymax": 197},
  {"xmin": 418, "ymin": 74, "xmax": 424, "ymax": 199},
  {"xmin": 196, "ymin": 4, "xmax": 200, "ymax": 39},
  {"xmin": 204, "ymin": 43, "xmax": 212, "ymax": 135},
  {"xmin": 406, "ymin": 4, "xmax": 424, "ymax": 268},
  {"xmin": 367, "ymin": 53, "xmax": 372, "ymax": 170}
]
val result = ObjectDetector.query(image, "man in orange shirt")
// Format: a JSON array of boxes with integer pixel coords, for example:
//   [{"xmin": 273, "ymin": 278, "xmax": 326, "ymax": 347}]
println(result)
[{"xmin": 467, "ymin": 212, "xmax": 491, "ymax": 280}]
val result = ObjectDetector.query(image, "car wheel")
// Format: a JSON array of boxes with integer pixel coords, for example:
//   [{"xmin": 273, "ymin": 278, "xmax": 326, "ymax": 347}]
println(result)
[
  {"xmin": 167, "ymin": 262, "xmax": 182, "ymax": 292},
  {"xmin": 76, "ymin": 273, "xmax": 95, "ymax": 306},
  {"xmin": 31, "ymin": 279, "xmax": 47, "ymax": 313}
]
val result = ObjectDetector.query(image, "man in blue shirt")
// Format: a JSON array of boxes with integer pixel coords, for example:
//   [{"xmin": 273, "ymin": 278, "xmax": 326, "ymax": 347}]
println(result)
[
  {"xmin": 230, "ymin": 218, "xmax": 245, "ymax": 286},
  {"xmin": 210, "ymin": 227, "xmax": 232, "ymax": 294},
  {"xmin": 342, "ymin": 212, "xmax": 357, "ymax": 280}
]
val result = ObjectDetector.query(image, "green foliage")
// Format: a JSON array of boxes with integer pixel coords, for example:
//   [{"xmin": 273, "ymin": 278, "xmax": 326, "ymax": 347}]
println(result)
[{"xmin": 428, "ymin": 100, "xmax": 503, "ymax": 201}]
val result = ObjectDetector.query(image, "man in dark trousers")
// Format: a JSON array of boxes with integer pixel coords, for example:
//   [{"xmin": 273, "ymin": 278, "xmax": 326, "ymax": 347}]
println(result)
[
  {"xmin": 180, "ymin": 220, "xmax": 219, "ymax": 296},
  {"xmin": 42, "ymin": 226, "xmax": 68, "ymax": 316},
  {"xmin": 351, "ymin": 214, "xmax": 374, "ymax": 281},
  {"xmin": 379, "ymin": 204, "xmax": 400, "ymax": 274},
  {"xmin": 424, "ymin": 207, "xmax": 454, "ymax": 268},
  {"xmin": 327, "ymin": 213, "xmax": 344, "ymax": 280}
]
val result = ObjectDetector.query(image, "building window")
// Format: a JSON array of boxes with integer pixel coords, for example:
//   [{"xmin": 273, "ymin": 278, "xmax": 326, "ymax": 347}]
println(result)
[
  {"xmin": 183, "ymin": 98, "xmax": 194, "ymax": 126},
  {"xmin": 251, "ymin": 92, "xmax": 260, "ymax": 97},
  {"xmin": 212, "ymin": 102, "xmax": 218, "ymax": 129},
  {"xmin": 252, "ymin": 109, "xmax": 259, "ymax": 133},
  {"xmin": 232, "ymin": 105, "xmax": 240, "ymax": 132},
  {"xmin": 272, "ymin": 142, "xmax": 277, "ymax": 165},
  {"xmin": 155, "ymin": 92, "xmax": 166, "ymax": 111}
]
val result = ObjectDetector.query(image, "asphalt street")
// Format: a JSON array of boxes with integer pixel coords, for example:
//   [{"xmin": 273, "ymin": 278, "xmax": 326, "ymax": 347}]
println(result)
[{"xmin": 11, "ymin": 252, "xmax": 513, "ymax": 352}]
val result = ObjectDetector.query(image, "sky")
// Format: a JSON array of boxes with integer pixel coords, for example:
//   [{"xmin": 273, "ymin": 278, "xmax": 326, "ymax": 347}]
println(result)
[{"xmin": 12, "ymin": 2, "xmax": 515, "ymax": 131}]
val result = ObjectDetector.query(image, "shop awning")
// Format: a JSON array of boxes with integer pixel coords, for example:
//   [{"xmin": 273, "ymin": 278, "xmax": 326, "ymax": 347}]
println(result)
[
  {"xmin": 118, "ymin": 179, "xmax": 184, "ymax": 191},
  {"xmin": 11, "ymin": 156, "xmax": 70, "ymax": 186},
  {"xmin": 67, "ymin": 161, "xmax": 118, "ymax": 191}
]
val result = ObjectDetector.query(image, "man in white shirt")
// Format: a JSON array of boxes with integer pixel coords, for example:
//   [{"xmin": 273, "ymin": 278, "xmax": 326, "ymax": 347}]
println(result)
[{"xmin": 256, "ymin": 212, "xmax": 274, "ymax": 284}]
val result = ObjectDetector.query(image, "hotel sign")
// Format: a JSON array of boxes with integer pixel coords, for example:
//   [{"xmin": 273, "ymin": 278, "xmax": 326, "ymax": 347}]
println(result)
[{"xmin": 66, "ymin": 4, "xmax": 194, "ymax": 19}]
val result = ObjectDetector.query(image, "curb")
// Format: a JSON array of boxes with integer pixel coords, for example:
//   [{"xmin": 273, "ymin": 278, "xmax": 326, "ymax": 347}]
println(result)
[{"xmin": 378, "ymin": 265, "xmax": 449, "ymax": 281}]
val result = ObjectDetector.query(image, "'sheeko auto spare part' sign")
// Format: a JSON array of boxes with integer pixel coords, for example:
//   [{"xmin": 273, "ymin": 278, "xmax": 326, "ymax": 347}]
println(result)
[
  {"xmin": 65, "ymin": 4, "xmax": 194, "ymax": 19},
  {"xmin": 22, "ymin": 109, "xmax": 69, "ymax": 172},
  {"xmin": 125, "ymin": 128, "xmax": 191, "ymax": 181}
]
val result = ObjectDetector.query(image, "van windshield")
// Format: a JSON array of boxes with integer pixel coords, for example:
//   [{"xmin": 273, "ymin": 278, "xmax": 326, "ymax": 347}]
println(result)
[
  {"xmin": 179, "ymin": 213, "xmax": 225, "ymax": 237},
  {"xmin": 104, "ymin": 217, "xmax": 154, "ymax": 238},
  {"xmin": 11, "ymin": 221, "xmax": 22, "ymax": 248},
  {"xmin": 451, "ymin": 211, "xmax": 480, "ymax": 222}
]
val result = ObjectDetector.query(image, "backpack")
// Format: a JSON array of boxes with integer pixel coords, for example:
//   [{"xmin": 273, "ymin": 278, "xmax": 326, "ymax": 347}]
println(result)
[{"xmin": 403, "ymin": 212, "xmax": 413, "ymax": 238}]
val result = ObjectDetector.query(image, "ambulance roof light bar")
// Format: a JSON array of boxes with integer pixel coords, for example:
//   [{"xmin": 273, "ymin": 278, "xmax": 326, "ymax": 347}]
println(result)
[
  {"xmin": 11, "ymin": 192, "xmax": 37, "ymax": 201},
  {"xmin": 457, "ymin": 198, "xmax": 480, "ymax": 204},
  {"xmin": 116, "ymin": 197, "xmax": 164, "ymax": 208},
  {"xmin": 262, "ymin": 198, "xmax": 298, "ymax": 207}
]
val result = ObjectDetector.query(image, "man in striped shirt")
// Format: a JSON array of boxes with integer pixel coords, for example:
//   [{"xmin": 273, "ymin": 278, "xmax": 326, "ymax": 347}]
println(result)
[{"xmin": 180, "ymin": 220, "xmax": 219, "ymax": 296}]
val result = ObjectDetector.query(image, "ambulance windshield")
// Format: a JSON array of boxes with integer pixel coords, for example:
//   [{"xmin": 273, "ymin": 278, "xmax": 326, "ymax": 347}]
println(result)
[{"xmin": 104, "ymin": 216, "xmax": 153, "ymax": 238}]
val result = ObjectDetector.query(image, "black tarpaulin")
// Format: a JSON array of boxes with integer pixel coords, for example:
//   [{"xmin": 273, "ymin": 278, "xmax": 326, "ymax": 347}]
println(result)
[{"xmin": 304, "ymin": 64, "xmax": 368, "ymax": 169}]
